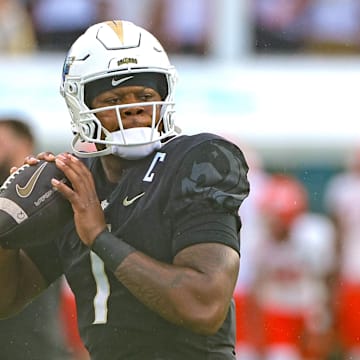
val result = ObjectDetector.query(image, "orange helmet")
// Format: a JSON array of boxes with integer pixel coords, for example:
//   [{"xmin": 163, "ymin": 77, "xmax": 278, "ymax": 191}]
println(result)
[{"xmin": 259, "ymin": 174, "xmax": 308, "ymax": 227}]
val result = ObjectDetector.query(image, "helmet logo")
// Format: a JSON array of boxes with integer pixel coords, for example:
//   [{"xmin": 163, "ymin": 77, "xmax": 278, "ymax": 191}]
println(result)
[
  {"xmin": 117, "ymin": 57, "xmax": 138, "ymax": 66},
  {"xmin": 112, "ymin": 76, "xmax": 134, "ymax": 87}
]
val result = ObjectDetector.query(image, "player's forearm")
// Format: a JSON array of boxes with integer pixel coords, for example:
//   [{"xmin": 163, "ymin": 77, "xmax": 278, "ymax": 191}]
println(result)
[
  {"xmin": 0, "ymin": 247, "xmax": 21, "ymax": 317},
  {"xmin": 114, "ymin": 251, "xmax": 229, "ymax": 335},
  {"xmin": 91, "ymin": 230, "xmax": 233, "ymax": 334},
  {"xmin": 0, "ymin": 248, "xmax": 46, "ymax": 318}
]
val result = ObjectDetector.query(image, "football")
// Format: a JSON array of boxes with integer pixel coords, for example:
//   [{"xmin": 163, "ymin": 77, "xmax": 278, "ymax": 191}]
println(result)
[{"xmin": 0, "ymin": 160, "xmax": 73, "ymax": 249}]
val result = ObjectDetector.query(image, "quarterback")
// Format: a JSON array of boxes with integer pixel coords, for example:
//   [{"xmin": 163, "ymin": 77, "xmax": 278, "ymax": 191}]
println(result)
[{"xmin": 0, "ymin": 20, "xmax": 250, "ymax": 359}]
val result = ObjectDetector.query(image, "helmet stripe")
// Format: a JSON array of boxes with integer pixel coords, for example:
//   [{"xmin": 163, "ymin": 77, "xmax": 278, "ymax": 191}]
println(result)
[{"xmin": 106, "ymin": 21, "xmax": 124, "ymax": 44}]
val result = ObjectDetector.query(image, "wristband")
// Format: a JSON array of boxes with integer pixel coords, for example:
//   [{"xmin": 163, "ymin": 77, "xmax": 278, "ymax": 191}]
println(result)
[{"xmin": 91, "ymin": 230, "xmax": 136, "ymax": 272}]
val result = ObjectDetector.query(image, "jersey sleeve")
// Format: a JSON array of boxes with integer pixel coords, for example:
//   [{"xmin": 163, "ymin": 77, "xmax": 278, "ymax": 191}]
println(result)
[{"xmin": 168, "ymin": 138, "xmax": 250, "ymax": 254}]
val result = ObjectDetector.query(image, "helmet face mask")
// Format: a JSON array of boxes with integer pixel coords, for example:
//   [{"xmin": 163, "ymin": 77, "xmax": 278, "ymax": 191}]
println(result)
[{"xmin": 60, "ymin": 20, "xmax": 180, "ymax": 159}]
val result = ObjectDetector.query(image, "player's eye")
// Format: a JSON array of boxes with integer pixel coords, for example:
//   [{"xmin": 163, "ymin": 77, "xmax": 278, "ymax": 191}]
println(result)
[
  {"xmin": 105, "ymin": 97, "xmax": 121, "ymax": 105},
  {"xmin": 139, "ymin": 89, "xmax": 158, "ymax": 101}
]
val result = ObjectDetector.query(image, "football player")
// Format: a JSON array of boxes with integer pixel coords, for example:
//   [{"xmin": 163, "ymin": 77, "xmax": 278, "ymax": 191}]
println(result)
[
  {"xmin": 249, "ymin": 174, "xmax": 335, "ymax": 360},
  {"xmin": 0, "ymin": 20, "xmax": 250, "ymax": 359}
]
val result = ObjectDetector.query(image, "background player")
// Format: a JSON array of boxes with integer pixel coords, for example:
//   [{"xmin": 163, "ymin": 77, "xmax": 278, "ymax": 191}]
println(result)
[
  {"xmin": 0, "ymin": 117, "xmax": 70, "ymax": 359},
  {"xmin": 247, "ymin": 174, "xmax": 336, "ymax": 360},
  {"xmin": 323, "ymin": 147, "xmax": 360, "ymax": 360}
]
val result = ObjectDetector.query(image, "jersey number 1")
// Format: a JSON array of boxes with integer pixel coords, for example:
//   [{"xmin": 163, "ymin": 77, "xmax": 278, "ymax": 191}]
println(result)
[{"xmin": 90, "ymin": 251, "xmax": 110, "ymax": 324}]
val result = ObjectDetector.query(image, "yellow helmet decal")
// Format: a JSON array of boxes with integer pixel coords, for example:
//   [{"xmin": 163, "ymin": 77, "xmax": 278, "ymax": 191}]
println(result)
[{"xmin": 106, "ymin": 21, "xmax": 124, "ymax": 44}]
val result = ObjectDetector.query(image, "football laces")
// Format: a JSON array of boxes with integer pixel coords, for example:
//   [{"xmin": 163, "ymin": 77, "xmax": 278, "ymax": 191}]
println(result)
[{"xmin": 0, "ymin": 164, "xmax": 30, "ymax": 192}]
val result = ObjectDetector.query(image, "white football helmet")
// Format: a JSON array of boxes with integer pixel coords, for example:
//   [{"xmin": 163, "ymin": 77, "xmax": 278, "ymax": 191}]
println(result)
[{"xmin": 60, "ymin": 20, "xmax": 180, "ymax": 159}]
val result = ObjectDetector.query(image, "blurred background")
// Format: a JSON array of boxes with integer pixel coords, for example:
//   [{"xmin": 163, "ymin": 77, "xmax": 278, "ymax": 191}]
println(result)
[
  {"xmin": 1, "ymin": 0, "xmax": 360, "ymax": 359},
  {"xmin": 1, "ymin": 0, "xmax": 360, "ymax": 211}
]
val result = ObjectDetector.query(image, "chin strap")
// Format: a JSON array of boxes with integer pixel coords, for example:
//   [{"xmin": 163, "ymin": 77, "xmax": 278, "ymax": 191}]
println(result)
[{"xmin": 71, "ymin": 134, "xmax": 112, "ymax": 158}]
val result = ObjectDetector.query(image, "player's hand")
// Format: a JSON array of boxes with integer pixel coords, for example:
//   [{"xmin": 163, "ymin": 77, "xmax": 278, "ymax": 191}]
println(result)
[
  {"xmin": 9, "ymin": 152, "xmax": 56, "ymax": 174},
  {"xmin": 51, "ymin": 152, "xmax": 107, "ymax": 247}
]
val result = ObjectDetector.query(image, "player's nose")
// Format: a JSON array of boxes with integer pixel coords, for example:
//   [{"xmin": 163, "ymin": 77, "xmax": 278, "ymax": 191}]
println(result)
[
  {"xmin": 120, "ymin": 108, "xmax": 153, "ymax": 129},
  {"xmin": 122, "ymin": 105, "xmax": 145, "ymax": 117}
]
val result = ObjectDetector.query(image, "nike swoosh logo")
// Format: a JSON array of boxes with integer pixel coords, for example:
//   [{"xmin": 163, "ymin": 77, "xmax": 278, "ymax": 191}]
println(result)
[
  {"xmin": 16, "ymin": 162, "xmax": 47, "ymax": 198},
  {"xmin": 123, "ymin": 192, "xmax": 145, "ymax": 207},
  {"xmin": 112, "ymin": 75, "xmax": 134, "ymax": 87}
]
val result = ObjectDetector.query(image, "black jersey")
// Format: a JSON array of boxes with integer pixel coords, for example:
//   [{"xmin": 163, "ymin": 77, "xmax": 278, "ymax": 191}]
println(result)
[{"xmin": 26, "ymin": 133, "xmax": 250, "ymax": 360}]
